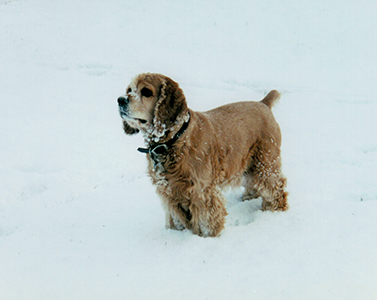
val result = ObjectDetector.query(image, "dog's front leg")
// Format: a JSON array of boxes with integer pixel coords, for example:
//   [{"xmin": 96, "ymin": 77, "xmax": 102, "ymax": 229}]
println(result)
[
  {"xmin": 163, "ymin": 201, "xmax": 192, "ymax": 231},
  {"xmin": 190, "ymin": 189, "xmax": 227, "ymax": 237},
  {"xmin": 165, "ymin": 210, "xmax": 185, "ymax": 231}
]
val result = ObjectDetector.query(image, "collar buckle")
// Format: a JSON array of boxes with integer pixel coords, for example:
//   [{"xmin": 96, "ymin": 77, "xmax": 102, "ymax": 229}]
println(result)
[{"xmin": 150, "ymin": 143, "xmax": 169, "ymax": 157}]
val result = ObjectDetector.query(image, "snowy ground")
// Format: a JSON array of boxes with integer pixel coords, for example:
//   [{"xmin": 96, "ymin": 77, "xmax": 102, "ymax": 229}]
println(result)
[{"xmin": 1, "ymin": 1, "xmax": 377, "ymax": 299}]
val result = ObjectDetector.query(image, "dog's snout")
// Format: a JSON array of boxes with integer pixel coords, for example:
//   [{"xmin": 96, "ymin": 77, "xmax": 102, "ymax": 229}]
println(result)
[{"xmin": 117, "ymin": 96, "xmax": 128, "ymax": 106}]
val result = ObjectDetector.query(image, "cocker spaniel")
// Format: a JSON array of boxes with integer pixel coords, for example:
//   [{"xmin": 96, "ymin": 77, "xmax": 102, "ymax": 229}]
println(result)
[{"xmin": 118, "ymin": 73, "xmax": 288, "ymax": 237}]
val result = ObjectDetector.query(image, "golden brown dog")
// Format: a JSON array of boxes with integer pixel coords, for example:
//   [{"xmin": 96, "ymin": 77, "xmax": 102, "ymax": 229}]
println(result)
[{"xmin": 118, "ymin": 73, "xmax": 288, "ymax": 237}]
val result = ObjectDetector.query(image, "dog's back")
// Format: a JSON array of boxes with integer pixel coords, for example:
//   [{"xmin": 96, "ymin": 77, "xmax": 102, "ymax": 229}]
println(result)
[{"xmin": 203, "ymin": 96, "xmax": 281, "ymax": 149}]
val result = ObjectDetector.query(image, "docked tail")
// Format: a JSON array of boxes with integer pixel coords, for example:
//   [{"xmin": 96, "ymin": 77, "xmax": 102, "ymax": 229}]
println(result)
[{"xmin": 260, "ymin": 90, "xmax": 281, "ymax": 109}]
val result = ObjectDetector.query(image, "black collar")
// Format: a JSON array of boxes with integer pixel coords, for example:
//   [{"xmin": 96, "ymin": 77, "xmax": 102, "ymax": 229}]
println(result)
[{"xmin": 137, "ymin": 113, "xmax": 190, "ymax": 161}]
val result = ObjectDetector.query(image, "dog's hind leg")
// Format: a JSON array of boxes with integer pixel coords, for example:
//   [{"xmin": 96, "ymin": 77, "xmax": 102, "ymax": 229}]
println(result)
[
  {"xmin": 260, "ymin": 175, "xmax": 288, "ymax": 212},
  {"xmin": 241, "ymin": 173, "xmax": 261, "ymax": 201},
  {"xmin": 243, "ymin": 146, "xmax": 288, "ymax": 211}
]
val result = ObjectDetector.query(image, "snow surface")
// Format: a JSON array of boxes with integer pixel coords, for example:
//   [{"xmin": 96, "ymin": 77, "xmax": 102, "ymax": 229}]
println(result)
[{"xmin": 1, "ymin": 0, "xmax": 377, "ymax": 299}]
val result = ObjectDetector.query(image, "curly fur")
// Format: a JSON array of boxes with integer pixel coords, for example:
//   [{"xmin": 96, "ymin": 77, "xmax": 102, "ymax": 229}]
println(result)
[{"xmin": 118, "ymin": 73, "xmax": 288, "ymax": 237}]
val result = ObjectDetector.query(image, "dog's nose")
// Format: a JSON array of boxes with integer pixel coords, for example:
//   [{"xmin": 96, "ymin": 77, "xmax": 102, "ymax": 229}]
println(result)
[{"xmin": 117, "ymin": 96, "xmax": 128, "ymax": 106}]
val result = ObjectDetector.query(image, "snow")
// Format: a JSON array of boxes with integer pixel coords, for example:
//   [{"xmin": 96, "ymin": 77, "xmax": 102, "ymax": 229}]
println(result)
[{"xmin": 1, "ymin": 0, "xmax": 377, "ymax": 299}]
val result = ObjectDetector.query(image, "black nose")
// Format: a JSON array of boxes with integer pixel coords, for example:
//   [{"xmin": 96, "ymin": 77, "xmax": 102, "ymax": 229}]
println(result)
[{"xmin": 117, "ymin": 96, "xmax": 128, "ymax": 106}]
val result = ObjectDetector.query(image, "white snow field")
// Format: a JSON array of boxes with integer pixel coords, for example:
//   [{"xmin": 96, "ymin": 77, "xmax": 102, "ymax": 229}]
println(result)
[{"xmin": 1, "ymin": 0, "xmax": 377, "ymax": 299}]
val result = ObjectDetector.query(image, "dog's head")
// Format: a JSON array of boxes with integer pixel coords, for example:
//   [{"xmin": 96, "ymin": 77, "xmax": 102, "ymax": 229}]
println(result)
[{"xmin": 118, "ymin": 73, "xmax": 188, "ymax": 141}]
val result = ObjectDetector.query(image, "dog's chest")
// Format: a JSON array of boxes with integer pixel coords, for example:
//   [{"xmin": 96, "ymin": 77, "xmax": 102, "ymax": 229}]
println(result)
[
  {"xmin": 148, "ymin": 158, "xmax": 171, "ymax": 190},
  {"xmin": 148, "ymin": 153, "xmax": 191, "ymax": 198}
]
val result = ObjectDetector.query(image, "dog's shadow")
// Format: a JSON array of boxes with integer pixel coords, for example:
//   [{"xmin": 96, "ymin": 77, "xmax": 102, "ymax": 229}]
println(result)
[{"xmin": 225, "ymin": 188, "xmax": 263, "ymax": 227}]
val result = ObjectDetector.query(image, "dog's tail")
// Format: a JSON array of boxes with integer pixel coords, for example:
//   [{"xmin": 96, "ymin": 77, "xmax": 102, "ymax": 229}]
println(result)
[{"xmin": 260, "ymin": 90, "xmax": 281, "ymax": 109}]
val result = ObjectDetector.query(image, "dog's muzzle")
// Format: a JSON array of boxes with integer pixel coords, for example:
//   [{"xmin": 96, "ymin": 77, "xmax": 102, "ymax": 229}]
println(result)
[{"xmin": 118, "ymin": 96, "xmax": 129, "ymax": 118}]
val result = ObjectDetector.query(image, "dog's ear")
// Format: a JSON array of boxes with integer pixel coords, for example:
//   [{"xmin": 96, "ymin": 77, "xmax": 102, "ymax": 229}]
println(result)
[
  {"xmin": 153, "ymin": 77, "xmax": 188, "ymax": 137},
  {"xmin": 123, "ymin": 121, "xmax": 139, "ymax": 135}
]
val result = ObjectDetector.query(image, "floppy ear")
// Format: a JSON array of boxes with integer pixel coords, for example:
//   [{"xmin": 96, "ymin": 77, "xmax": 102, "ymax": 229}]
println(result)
[
  {"xmin": 123, "ymin": 121, "xmax": 139, "ymax": 135},
  {"xmin": 153, "ymin": 77, "xmax": 188, "ymax": 138}
]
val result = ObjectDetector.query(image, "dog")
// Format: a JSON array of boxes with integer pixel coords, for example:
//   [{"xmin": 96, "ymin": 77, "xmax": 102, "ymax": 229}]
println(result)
[{"xmin": 118, "ymin": 73, "xmax": 288, "ymax": 237}]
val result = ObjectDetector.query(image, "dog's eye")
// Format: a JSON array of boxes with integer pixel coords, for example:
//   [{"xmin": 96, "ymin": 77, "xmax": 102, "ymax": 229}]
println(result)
[
  {"xmin": 141, "ymin": 87, "xmax": 153, "ymax": 98},
  {"xmin": 127, "ymin": 88, "xmax": 132, "ymax": 93}
]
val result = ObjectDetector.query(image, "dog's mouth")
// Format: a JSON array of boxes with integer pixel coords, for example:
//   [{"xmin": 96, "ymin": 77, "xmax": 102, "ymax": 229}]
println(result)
[
  {"xmin": 119, "ymin": 110, "xmax": 147, "ymax": 125},
  {"xmin": 136, "ymin": 118, "xmax": 147, "ymax": 124}
]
